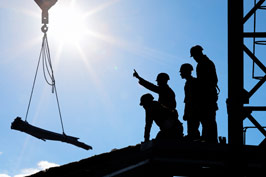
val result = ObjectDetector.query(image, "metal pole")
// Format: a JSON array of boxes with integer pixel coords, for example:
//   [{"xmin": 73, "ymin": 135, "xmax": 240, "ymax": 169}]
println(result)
[{"xmin": 227, "ymin": 0, "xmax": 244, "ymax": 145}]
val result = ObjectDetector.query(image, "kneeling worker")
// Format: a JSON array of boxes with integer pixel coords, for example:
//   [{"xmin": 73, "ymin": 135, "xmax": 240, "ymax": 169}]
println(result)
[{"xmin": 140, "ymin": 93, "xmax": 183, "ymax": 142}]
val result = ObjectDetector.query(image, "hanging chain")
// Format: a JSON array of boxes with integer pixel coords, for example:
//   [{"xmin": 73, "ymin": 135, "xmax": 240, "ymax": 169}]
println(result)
[{"xmin": 25, "ymin": 26, "xmax": 65, "ymax": 134}]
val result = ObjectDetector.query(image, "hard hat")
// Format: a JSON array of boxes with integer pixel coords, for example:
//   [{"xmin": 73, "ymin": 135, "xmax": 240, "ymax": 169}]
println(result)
[
  {"xmin": 180, "ymin": 63, "xmax": 193, "ymax": 72},
  {"xmin": 140, "ymin": 93, "xmax": 154, "ymax": 106},
  {"xmin": 156, "ymin": 73, "xmax": 170, "ymax": 81},
  {"xmin": 190, "ymin": 45, "xmax": 203, "ymax": 57}
]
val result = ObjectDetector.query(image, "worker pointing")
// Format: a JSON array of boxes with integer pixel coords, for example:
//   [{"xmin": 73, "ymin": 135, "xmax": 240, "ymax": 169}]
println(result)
[{"xmin": 133, "ymin": 69, "xmax": 176, "ymax": 110}]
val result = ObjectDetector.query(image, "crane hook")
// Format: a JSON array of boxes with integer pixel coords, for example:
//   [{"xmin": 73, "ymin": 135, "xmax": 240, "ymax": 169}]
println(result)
[{"xmin": 41, "ymin": 24, "xmax": 48, "ymax": 33}]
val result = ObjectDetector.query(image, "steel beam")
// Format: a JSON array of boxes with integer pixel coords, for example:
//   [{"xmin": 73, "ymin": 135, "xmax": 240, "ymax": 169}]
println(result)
[
  {"xmin": 244, "ymin": 32, "xmax": 266, "ymax": 38},
  {"xmin": 244, "ymin": 106, "xmax": 266, "ymax": 111},
  {"xmin": 243, "ymin": 45, "xmax": 266, "ymax": 73},
  {"xmin": 228, "ymin": 0, "xmax": 244, "ymax": 145},
  {"xmin": 243, "ymin": 0, "xmax": 266, "ymax": 23},
  {"xmin": 248, "ymin": 75, "xmax": 266, "ymax": 98},
  {"xmin": 247, "ymin": 114, "xmax": 266, "ymax": 138}
]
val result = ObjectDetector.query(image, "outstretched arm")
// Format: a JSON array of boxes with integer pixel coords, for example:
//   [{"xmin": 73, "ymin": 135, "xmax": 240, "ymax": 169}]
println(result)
[
  {"xmin": 133, "ymin": 69, "xmax": 141, "ymax": 79},
  {"xmin": 133, "ymin": 69, "xmax": 159, "ymax": 93}
]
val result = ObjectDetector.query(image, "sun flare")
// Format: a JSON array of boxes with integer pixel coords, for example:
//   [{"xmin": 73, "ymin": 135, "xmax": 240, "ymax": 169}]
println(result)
[{"xmin": 49, "ymin": 4, "xmax": 88, "ymax": 44}]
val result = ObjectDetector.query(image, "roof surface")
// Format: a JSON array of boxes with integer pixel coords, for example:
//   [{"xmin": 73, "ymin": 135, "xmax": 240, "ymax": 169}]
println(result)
[{"xmin": 29, "ymin": 140, "xmax": 266, "ymax": 177}]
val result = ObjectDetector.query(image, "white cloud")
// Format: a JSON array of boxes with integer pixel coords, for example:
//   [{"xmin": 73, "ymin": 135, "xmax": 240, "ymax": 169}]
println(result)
[
  {"xmin": 0, "ymin": 152, "xmax": 3, "ymax": 155},
  {"xmin": 0, "ymin": 174, "xmax": 11, "ymax": 177},
  {"xmin": 14, "ymin": 168, "xmax": 39, "ymax": 177},
  {"xmin": 0, "ymin": 161, "xmax": 59, "ymax": 177},
  {"xmin": 37, "ymin": 161, "xmax": 59, "ymax": 170},
  {"xmin": 11, "ymin": 161, "xmax": 59, "ymax": 177}
]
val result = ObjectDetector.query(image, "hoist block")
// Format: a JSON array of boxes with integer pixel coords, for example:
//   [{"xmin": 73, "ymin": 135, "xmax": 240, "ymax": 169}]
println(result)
[
  {"xmin": 34, "ymin": 0, "xmax": 57, "ymax": 24},
  {"xmin": 35, "ymin": 0, "xmax": 57, "ymax": 11},
  {"xmin": 11, "ymin": 117, "xmax": 92, "ymax": 150}
]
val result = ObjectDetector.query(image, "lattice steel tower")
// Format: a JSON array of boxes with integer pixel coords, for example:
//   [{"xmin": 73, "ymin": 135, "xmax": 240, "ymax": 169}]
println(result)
[{"xmin": 228, "ymin": 0, "xmax": 266, "ymax": 146}]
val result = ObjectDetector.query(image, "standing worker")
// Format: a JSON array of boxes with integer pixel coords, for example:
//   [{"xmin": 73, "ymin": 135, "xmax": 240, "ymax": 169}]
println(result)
[
  {"xmin": 179, "ymin": 63, "xmax": 200, "ymax": 141},
  {"xmin": 190, "ymin": 45, "xmax": 219, "ymax": 143},
  {"xmin": 139, "ymin": 93, "xmax": 183, "ymax": 142},
  {"xmin": 133, "ymin": 70, "xmax": 176, "ymax": 110}
]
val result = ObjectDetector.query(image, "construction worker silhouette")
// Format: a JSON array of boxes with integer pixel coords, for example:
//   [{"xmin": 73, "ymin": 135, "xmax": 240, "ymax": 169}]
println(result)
[
  {"xmin": 180, "ymin": 63, "xmax": 200, "ymax": 141},
  {"xmin": 139, "ymin": 93, "xmax": 183, "ymax": 142},
  {"xmin": 133, "ymin": 70, "xmax": 176, "ymax": 110},
  {"xmin": 190, "ymin": 45, "xmax": 219, "ymax": 143}
]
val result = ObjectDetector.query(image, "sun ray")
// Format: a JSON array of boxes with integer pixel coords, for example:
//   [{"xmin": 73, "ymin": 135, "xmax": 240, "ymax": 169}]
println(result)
[
  {"xmin": 16, "ymin": 35, "xmax": 42, "ymax": 54},
  {"xmin": 0, "ymin": 2, "xmax": 40, "ymax": 19},
  {"xmin": 12, "ymin": 0, "xmax": 177, "ymax": 122},
  {"xmin": 83, "ymin": 0, "xmax": 120, "ymax": 18},
  {"xmin": 74, "ymin": 43, "xmax": 114, "ymax": 111},
  {"xmin": 15, "ymin": 83, "xmax": 51, "ymax": 174},
  {"xmin": 53, "ymin": 41, "xmax": 64, "ymax": 69},
  {"xmin": 14, "ymin": 135, "xmax": 31, "ymax": 175},
  {"xmin": 48, "ymin": 2, "xmax": 88, "ymax": 45},
  {"xmin": 83, "ymin": 29, "xmax": 178, "ymax": 65}
]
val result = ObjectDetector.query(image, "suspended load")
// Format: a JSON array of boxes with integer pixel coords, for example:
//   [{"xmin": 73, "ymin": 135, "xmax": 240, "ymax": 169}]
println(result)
[
  {"xmin": 11, "ymin": 0, "xmax": 92, "ymax": 150},
  {"xmin": 11, "ymin": 117, "xmax": 92, "ymax": 150}
]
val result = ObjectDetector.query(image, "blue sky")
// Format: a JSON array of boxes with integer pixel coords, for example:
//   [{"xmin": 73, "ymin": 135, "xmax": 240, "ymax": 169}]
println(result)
[{"xmin": 0, "ymin": 0, "xmax": 265, "ymax": 176}]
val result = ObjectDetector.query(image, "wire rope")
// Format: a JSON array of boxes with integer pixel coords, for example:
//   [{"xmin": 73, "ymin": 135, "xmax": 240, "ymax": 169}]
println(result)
[
  {"xmin": 25, "ymin": 35, "xmax": 45, "ymax": 122},
  {"xmin": 24, "ymin": 29, "xmax": 65, "ymax": 134}
]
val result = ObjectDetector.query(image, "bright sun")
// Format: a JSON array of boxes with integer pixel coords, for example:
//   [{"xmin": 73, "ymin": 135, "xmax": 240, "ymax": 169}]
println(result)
[{"xmin": 49, "ymin": 4, "xmax": 88, "ymax": 44}]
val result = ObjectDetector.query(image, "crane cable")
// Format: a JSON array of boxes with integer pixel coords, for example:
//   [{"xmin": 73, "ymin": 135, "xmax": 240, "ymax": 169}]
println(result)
[{"xmin": 24, "ymin": 25, "xmax": 65, "ymax": 134}]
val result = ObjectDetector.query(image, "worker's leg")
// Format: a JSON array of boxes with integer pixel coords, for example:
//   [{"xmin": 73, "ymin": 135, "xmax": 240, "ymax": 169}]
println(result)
[
  {"xmin": 187, "ymin": 119, "xmax": 200, "ymax": 140},
  {"xmin": 201, "ymin": 110, "xmax": 217, "ymax": 143}
]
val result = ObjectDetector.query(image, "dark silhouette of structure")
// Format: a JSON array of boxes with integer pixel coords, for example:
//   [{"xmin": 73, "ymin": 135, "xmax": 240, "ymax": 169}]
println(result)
[
  {"xmin": 228, "ymin": 0, "xmax": 266, "ymax": 147},
  {"xmin": 179, "ymin": 63, "xmax": 200, "ymax": 141},
  {"xmin": 26, "ymin": 1, "xmax": 266, "ymax": 176},
  {"xmin": 133, "ymin": 70, "xmax": 176, "ymax": 110},
  {"xmin": 139, "ymin": 94, "xmax": 183, "ymax": 142},
  {"xmin": 28, "ymin": 140, "xmax": 266, "ymax": 177},
  {"xmin": 190, "ymin": 45, "xmax": 219, "ymax": 143}
]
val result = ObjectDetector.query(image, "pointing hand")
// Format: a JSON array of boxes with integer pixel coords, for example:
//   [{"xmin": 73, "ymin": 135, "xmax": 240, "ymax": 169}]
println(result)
[{"xmin": 133, "ymin": 69, "xmax": 140, "ymax": 78}]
